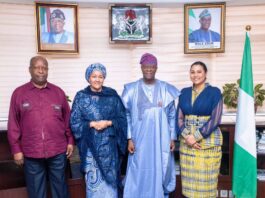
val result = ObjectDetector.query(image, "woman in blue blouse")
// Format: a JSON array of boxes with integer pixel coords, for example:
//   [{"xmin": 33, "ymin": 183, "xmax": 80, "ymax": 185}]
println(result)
[
  {"xmin": 70, "ymin": 63, "xmax": 127, "ymax": 198},
  {"xmin": 177, "ymin": 61, "xmax": 223, "ymax": 198}
]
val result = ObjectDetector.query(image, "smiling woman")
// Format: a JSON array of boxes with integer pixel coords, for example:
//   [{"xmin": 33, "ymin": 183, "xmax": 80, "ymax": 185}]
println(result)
[
  {"xmin": 176, "ymin": 61, "xmax": 223, "ymax": 198},
  {"xmin": 189, "ymin": 61, "xmax": 207, "ymax": 90},
  {"xmin": 85, "ymin": 63, "xmax": 106, "ymax": 92},
  {"xmin": 88, "ymin": 71, "xmax": 105, "ymax": 92},
  {"xmin": 70, "ymin": 63, "xmax": 127, "ymax": 198}
]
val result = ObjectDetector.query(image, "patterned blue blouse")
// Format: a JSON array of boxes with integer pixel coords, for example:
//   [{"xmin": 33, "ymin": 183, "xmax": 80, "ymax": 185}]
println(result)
[{"xmin": 70, "ymin": 86, "xmax": 127, "ymax": 187}]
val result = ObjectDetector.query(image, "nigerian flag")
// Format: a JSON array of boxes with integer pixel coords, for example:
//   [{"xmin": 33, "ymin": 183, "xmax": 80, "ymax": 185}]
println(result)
[
  {"xmin": 232, "ymin": 32, "xmax": 257, "ymax": 198},
  {"xmin": 40, "ymin": 7, "xmax": 50, "ymax": 33},
  {"xmin": 188, "ymin": 9, "xmax": 196, "ymax": 34}
]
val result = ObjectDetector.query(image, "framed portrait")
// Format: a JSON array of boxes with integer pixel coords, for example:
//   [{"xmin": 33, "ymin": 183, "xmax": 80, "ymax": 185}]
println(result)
[
  {"xmin": 35, "ymin": 2, "xmax": 79, "ymax": 54},
  {"xmin": 184, "ymin": 2, "xmax": 226, "ymax": 54},
  {"xmin": 109, "ymin": 4, "xmax": 152, "ymax": 43}
]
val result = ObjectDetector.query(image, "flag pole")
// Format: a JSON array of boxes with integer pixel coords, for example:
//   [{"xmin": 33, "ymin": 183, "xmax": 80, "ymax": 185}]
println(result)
[{"xmin": 232, "ymin": 24, "xmax": 257, "ymax": 198}]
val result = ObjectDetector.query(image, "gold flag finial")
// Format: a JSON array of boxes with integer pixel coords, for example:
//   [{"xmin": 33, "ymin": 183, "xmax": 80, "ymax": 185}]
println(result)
[{"xmin": 246, "ymin": 25, "xmax": 251, "ymax": 31}]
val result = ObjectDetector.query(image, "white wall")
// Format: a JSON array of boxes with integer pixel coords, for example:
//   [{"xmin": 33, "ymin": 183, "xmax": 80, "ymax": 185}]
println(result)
[{"xmin": 0, "ymin": 3, "xmax": 265, "ymax": 119}]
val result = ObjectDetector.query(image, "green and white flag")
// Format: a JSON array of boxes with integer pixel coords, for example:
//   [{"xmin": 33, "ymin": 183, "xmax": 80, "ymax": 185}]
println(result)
[
  {"xmin": 232, "ymin": 32, "xmax": 257, "ymax": 198},
  {"xmin": 40, "ymin": 7, "xmax": 51, "ymax": 33},
  {"xmin": 188, "ymin": 9, "xmax": 196, "ymax": 34}
]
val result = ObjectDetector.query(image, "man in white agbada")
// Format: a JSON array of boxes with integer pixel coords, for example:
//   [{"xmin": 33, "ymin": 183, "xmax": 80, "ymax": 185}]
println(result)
[{"xmin": 122, "ymin": 53, "xmax": 180, "ymax": 198}]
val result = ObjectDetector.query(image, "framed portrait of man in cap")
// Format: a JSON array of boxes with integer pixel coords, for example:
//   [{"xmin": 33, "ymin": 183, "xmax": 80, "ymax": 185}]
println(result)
[
  {"xmin": 35, "ymin": 2, "xmax": 79, "ymax": 53},
  {"xmin": 109, "ymin": 4, "xmax": 152, "ymax": 43},
  {"xmin": 184, "ymin": 3, "xmax": 226, "ymax": 54}
]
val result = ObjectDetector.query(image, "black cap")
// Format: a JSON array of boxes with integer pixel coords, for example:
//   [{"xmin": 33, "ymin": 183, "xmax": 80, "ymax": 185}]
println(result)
[{"xmin": 50, "ymin": 9, "xmax": 65, "ymax": 20}]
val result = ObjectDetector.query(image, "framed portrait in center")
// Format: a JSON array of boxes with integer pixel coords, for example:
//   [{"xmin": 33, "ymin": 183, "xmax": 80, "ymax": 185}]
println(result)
[
  {"xmin": 184, "ymin": 2, "xmax": 226, "ymax": 54},
  {"xmin": 35, "ymin": 2, "xmax": 79, "ymax": 54},
  {"xmin": 109, "ymin": 4, "xmax": 152, "ymax": 44}
]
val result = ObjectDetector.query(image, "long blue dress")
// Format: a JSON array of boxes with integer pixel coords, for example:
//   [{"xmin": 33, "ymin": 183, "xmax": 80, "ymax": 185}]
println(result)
[
  {"xmin": 122, "ymin": 79, "xmax": 180, "ymax": 198},
  {"xmin": 70, "ymin": 86, "xmax": 127, "ymax": 198}
]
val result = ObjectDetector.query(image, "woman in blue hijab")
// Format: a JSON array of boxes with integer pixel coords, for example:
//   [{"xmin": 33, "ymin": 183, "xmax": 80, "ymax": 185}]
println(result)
[{"xmin": 70, "ymin": 63, "xmax": 127, "ymax": 198}]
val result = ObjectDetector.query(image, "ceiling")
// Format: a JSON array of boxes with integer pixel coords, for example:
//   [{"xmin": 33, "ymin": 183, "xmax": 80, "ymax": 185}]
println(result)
[{"xmin": 1, "ymin": 0, "xmax": 265, "ymax": 7}]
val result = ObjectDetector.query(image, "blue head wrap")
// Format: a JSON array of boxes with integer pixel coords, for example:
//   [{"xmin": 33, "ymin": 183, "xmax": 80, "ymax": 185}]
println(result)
[{"xmin": 85, "ymin": 63, "xmax": 107, "ymax": 81}]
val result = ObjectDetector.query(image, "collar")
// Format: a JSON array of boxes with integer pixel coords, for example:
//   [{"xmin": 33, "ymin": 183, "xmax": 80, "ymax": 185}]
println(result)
[
  {"xmin": 28, "ymin": 81, "xmax": 50, "ymax": 90},
  {"xmin": 141, "ymin": 78, "xmax": 157, "ymax": 86},
  {"xmin": 192, "ymin": 83, "xmax": 209, "ymax": 94}
]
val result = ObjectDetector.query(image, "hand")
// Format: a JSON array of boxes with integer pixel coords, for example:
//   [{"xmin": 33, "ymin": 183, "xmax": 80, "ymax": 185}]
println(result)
[
  {"xmin": 185, "ymin": 135, "xmax": 197, "ymax": 146},
  {"xmin": 185, "ymin": 135, "xmax": 201, "ymax": 150},
  {"xmin": 95, "ymin": 121, "xmax": 110, "ymax": 130},
  {"xmin": 170, "ymin": 140, "xmax": 175, "ymax": 151},
  {"xmin": 14, "ymin": 152, "xmax": 24, "ymax": 166},
  {"xmin": 128, "ymin": 139, "xmax": 135, "ymax": 154},
  {"xmin": 90, "ymin": 120, "xmax": 112, "ymax": 131},
  {"xmin": 66, "ymin": 144, "xmax": 74, "ymax": 158},
  {"xmin": 192, "ymin": 142, "xmax": 201, "ymax": 150}
]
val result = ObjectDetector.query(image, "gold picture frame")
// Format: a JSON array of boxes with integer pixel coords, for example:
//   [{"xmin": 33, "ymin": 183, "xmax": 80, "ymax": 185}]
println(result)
[
  {"xmin": 184, "ymin": 2, "xmax": 226, "ymax": 54},
  {"xmin": 35, "ymin": 2, "xmax": 79, "ymax": 54}
]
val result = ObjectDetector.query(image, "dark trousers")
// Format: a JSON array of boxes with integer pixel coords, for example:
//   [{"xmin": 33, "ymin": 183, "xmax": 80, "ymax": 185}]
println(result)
[{"xmin": 24, "ymin": 153, "xmax": 69, "ymax": 198}]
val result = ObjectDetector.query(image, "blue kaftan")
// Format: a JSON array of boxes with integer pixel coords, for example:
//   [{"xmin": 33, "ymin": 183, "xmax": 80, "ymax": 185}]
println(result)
[
  {"xmin": 122, "ymin": 79, "xmax": 180, "ymax": 198},
  {"xmin": 41, "ymin": 31, "xmax": 74, "ymax": 44},
  {"xmin": 70, "ymin": 86, "xmax": 127, "ymax": 198},
  {"xmin": 189, "ymin": 29, "xmax": 220, "ymax": 43}
]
